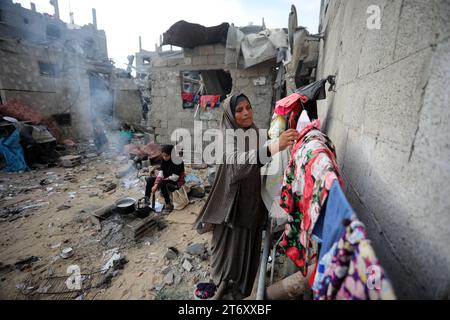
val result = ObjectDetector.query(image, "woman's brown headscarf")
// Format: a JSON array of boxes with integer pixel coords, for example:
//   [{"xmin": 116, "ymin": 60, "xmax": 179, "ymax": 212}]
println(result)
[{"xmin": 194, "ymin": 94, "xmax": 266, "ymax": 232}]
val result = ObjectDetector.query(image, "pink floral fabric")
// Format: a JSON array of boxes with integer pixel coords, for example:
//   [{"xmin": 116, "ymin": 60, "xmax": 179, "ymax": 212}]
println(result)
[
  {"xmin": 280, "ymin": 120, "xmax": 342, "ymax": 275},
  {"xmin": 314, "ymin": 219, "xmax": 396, "ymax": 300}
]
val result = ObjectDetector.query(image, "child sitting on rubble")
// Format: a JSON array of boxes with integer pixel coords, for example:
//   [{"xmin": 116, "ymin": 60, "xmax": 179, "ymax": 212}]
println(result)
[{"xmin": 144, "ymin": 144, "xmax": 185, "ymax": 213}]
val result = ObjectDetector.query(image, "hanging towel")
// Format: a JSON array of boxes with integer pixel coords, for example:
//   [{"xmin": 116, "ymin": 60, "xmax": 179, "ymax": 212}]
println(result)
[
  {"xmin": 274, "ymin": 93, "xmax": 307, "ymax": 116},
  {"xmin": 313, "ymin": 180, "xmax": 354, "ymax": 261}
]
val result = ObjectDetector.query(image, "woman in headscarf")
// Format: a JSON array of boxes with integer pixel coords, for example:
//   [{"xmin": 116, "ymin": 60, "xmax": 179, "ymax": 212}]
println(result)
[
  {"xmin": 194, "ymin": 94, "xmax": 299, "ymax": 299},
  {"xmin": 145, "ymin": 144, "xmax": 185, "ymax": 213}
]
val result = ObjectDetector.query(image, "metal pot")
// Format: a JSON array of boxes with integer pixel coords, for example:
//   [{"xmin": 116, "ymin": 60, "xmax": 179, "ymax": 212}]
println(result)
[
  {"xmin": 134, "ymin": 198, "xmax": 150, "ymax": 218},
  {"xmin": 115, "ymin": 197, "xmax": 136, "ymax": 215}
]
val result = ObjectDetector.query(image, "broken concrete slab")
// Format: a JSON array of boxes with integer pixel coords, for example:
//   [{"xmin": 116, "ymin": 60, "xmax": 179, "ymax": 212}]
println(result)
[
  {"xmin": 165, "ymin": 248, "xmax": 178, "ymax": 261},
  {"xmin": 182, "ymin": 259, "xmax": 193, "ymax": 272},
  {"xmin": 163, "ymin": 271, "xmax": 174, "ymax": 285},
  {"xmin": 161, "ymin": 266, "xmax": 172, "ymax": 275},
  {"xmin": 186, "ymin": 243, "xmax": 206, "ymax": 256},
  {"xmin": 92, "ymin": 204, "xmax": 116, "ymax": 220},
  {"xmin": 122, "ymin": 215, "xmax": 158, "ymax": 241},
  {"xmin": 60, "ymin": 155, "xmax": 82, "ymax": 168}
]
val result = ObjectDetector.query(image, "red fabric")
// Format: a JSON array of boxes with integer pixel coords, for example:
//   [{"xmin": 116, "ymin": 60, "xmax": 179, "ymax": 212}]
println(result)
[
  {"xmin": 280, "ymin": 120, "xmax": 343, "ymax": 276},
  {"xmin": 309, "ymin": 255, "xmax": 319, "ymax": 288},
  {"xmin": 274, "ymin": 93, "xmax": 309, "ymax": 116},
  {"xmin": 0, "ymin": 98, "xmax": 62, "ymax": 142},
  {"xmin": 181, "ymin": 92, "xmax": 194, "ymax": 102},
  {"xmin": 124, "ymin": 143, "xmax": 162, "ymax": 160},
  {"xmin": 199, "ymin": 95, "xmax": 220, "ymax": 110},
  {"xmin": 177, "ymin": 171, "xmax": 186, "ymax": 188}
]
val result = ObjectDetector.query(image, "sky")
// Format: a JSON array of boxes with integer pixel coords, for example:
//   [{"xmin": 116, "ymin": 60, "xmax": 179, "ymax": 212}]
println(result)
[{"xmin": 13, "ymin": 0, "xmax": 321, "ymax": 69}]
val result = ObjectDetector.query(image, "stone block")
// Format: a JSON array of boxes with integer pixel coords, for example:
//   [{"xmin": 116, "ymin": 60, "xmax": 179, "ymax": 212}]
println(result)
[
  {"xmin": 235, "ymin": 77, "xmax": 250, "ymax": 87},
  {"xmin": 192, "ymin": 56, "xmax": 208, "ymax": 66},
  {"xmin": 168, "ymin": 119, "xmax": 182, "ymax": 129},
  {"xmin": 198, "ymin": 45, "xmax": 215, "ymax": 56},
  {"xmin": 181, "ymin": 119, "xmax": 195, "ymax": 128},
  {"xmin": 207, "ymin": 55, "xmax": 224, "ymax": 65},
  {"xmin": 159, "ymin": 120, "xmax": 168, "ymax": 128},
  {"xmin": 214, "ymin": 44, "xmax": 226, "ymax": 54},
  {"xmin": 148, "ymin": 118, "xmax": 161, "ymax": 127},
  {"xmin": 155, "ymin": 127, "xmax": 168, "ymax": 136},
  {"xmin": 184, "ymin": 57, "xmax": 192, "ymax": 65},
  {"xmin": 152, "ymin": 58, "xmax": 168, "ymax": 67}
]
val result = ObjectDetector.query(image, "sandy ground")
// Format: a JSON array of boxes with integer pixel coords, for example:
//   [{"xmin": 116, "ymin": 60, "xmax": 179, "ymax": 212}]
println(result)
[{"xmin": 0, "ymin": 152, "xmax": 213, "ymax": 300}]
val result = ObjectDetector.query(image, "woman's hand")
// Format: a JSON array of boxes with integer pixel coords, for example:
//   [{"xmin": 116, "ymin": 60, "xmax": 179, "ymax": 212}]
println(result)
[
  {"xmin": 279, "ymin": 129, "xmax": 300, "ymax": 151},
  {"xmin": 268, "ymin": 129, "xmax": 301, "ymax": 156},
  {"xmin": 151, "ymin": 184, "xmax": 158, "ymax": 194}
]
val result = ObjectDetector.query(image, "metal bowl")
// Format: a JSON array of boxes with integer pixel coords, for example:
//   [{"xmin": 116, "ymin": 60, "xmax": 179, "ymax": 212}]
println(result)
[{"xmin": 115, "ymin": 197, "xmax": 137, "ymax": 215}]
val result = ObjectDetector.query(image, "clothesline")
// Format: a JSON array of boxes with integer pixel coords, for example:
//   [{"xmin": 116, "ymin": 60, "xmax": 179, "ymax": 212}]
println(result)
[{"xmin": 261, "ymin": 81, "xmax": 396, "ymax": 300}]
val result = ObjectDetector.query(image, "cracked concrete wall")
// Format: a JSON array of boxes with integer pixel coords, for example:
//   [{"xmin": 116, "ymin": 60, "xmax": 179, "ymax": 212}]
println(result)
[
  {"xmin": 0, "ymin": 38, "xmax": 94, "ymax": 140},
  {"xmin": 0, "ymin": 37, "xmax": 139, "ymax": 141},
  {"xmin": 317, "ymin": 0, "xmax": 450, "ymax": 299},
  {"xmin": 0, "ymin": 0, "xmax": 108, "ymax": 61},
  {"xmin": 147, "ymin": 44, "xmax": 274, "ymax": 151}
]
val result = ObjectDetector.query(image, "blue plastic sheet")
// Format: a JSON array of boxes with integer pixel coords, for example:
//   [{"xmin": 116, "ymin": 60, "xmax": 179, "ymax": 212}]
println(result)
[{"xmin": 0, "ymin": 129, "xmax": 29, "ymax": 172}]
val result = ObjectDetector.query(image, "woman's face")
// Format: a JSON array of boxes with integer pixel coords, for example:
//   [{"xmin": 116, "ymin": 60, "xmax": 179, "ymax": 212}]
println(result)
[
  {"xmin": 234, "ymin": 100, "xmax": 254, "ymax": 129},
  {"xmin": 162, "ymin": 152, "xmax": 171, "ymax": 161}
]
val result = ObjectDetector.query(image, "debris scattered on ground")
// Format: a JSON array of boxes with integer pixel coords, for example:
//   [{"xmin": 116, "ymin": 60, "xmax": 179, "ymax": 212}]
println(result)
[
  {"xmin": 186, "ymin": 243, "xmax": 206, "ymax": 256},
  {"xmin": 102, "ymin": 182, "xmax": 117, "ymax": 193},
  {"xmin": 60, "ymin": 247, "xmax": 74, "ymax": 259},
  {"xmin": 60, "ymin": 155, "xmax": 82, "ymax": 168},
  {"xmin": 165, "ymin": 247, "xmax": 178, "ymax": 260},
  {"xmin": 14, "ymin": 256, "xmax": 39, "ymax": 271},
  {"xmin": 182, "ymin": 259, "xmax": 194, "ymax": 272},
  {"xmin": 57, "ymin": 204, "xmax": 71, "ymax": 212},
  {"xmin": 0, "ymin": 141, "xmax": 214, "ymax": 300}
]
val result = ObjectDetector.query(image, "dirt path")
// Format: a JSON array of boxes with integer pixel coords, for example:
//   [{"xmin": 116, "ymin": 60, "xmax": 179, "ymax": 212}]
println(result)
[{"xmin": 0, "ymin": 154, "xmax": 212, "ymax": 300}]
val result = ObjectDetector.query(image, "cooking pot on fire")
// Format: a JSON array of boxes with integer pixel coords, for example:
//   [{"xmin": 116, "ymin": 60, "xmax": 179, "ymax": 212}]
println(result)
[{"xmin": 115, "ymin": 197, "xmax": 137, "ymax": 215}]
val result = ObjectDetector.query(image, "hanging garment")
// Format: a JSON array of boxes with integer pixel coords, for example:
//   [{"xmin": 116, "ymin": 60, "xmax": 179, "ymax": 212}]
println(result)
[
  {"xmin": 274, "ymin": 79, "xmax": 327, "ymax": 128},
  {"xmin": 313, "ymin": 180, "xmax": 355, "ymax": 262},
  {"xmin": 279, "ymin": 120, "xmax": 342, "ymax": 275},
  {"xmin": 314, "ymin": 219, "xmax": 396, "ymax": 300},
  {"xmin": 274, "ymin": 93, "xmax": 307, "ymax": 116},
  {"xmin": 181, "ymin": 92, "xmax": 194, "ymax": 102},
  {"xmin": 199, "ymin": 95, "xmax": 220, "ymax": 110},
  {"xmin": 312, "ymin": 242, "xmax": 337, "ymax": 293}
]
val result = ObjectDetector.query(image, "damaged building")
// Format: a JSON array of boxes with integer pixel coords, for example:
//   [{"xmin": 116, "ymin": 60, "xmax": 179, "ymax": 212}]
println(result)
[
  {"xmin": 0, "ymin": 0, "xmax": 143, "ymax": 142},
  {"xmin": 135, "ymin": 16, "xmax": 320, "ymax": 151}
]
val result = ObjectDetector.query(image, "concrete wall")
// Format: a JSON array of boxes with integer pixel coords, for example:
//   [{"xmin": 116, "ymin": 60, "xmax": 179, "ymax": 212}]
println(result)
[
  {"xmin": 317, "ymin": 0, "xmax": 450, "ymax": 299},
  {"xmin": 0, "ymin": 37, "xmax": 95, "ymax": 140},
  {"xmin": 146, "ymin": 44, "xmax": 274, "ymax": 150},
  {"xmin": 0, "ymin": 36, "xmax": 140, "ymax": 141},
  {"xmin": 112, "ymin": 78, "xmax": 142, "ymax": 126}
]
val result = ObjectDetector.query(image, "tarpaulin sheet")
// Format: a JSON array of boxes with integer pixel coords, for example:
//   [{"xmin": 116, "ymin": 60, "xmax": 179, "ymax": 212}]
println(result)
[
  {"xmin": 226, "ymin": 27, "xmax": 288, "ymax": 69},
  {"xmin": 0, "ymin": 129, "xmax": 29, "ymax": 172},
  {"xmin": 0, "ymin": 98, "xmax": 62, "ymax": 143},
  {"xmin": 162, "ymin": 20, "xmax": 229, "ymax": 48}
]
